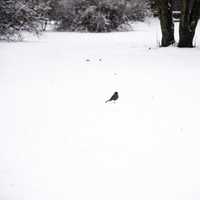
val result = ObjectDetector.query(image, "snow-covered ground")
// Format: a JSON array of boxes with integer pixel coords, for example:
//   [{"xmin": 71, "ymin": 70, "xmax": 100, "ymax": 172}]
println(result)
[{"xmin": 1, "ymin": 18, "xmax": 200, "ymax": 200}]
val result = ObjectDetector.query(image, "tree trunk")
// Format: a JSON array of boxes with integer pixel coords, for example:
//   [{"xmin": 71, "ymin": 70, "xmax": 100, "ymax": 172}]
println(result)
[
  {"xmin": 178, "ymin": 0, "xmax": 200, "ymax": 47},
  {"xmin": 156, "ymin": 0, "xmax": 175, "ymax": 47}
]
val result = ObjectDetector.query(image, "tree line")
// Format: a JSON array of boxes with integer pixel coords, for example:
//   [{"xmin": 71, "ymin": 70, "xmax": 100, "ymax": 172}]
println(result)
[
  {"xmin": 1, "ymin": 0, "xmax": 200, "ymax": 48},
  {"xmin": 0, "ymin": 0, "xmax": 150, "ymax": 39}
]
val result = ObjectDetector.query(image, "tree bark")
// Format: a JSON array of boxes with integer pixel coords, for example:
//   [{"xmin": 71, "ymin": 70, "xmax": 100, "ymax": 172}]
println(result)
[
  {"xmin": 178, "ymin": 0, "xmax": 200, "ymax": 47},
  {"xmin": 156, "ymin": 0, "xmax": 175, "ymax": 47}
]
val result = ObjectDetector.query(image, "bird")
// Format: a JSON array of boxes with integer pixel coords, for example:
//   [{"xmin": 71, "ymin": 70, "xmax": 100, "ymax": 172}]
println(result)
[{"xmin": 105, "ymin": 92, "xmax": 119, "ymax": 103}]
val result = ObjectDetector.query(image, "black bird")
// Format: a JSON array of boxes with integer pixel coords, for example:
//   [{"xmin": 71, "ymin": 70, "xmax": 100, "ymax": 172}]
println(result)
[{"xmin": 105, "ymin": 92, "xmax": 119, "ymax": 103}]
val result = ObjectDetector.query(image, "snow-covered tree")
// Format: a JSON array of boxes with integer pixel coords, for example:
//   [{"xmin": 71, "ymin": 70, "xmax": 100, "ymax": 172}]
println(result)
[
  {"xmin": 56, "ymin": 0, "xmax": 151, "ymax": 32},
  {"xmin": 125, "ymin": 0, "xmax": 151, "ymax": 21},
  {"xmin": 0, "ymin": 0, "xmax": 50, "ymax": 40}
]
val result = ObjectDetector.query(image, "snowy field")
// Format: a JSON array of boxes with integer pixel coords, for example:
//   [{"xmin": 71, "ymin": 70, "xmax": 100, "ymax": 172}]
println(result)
[{"xmin": 1, "ymin": 18, "xmax": 200, "ymax": 200}]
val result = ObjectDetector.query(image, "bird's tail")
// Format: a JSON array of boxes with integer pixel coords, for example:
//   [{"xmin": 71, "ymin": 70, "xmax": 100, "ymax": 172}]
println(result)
[{"xmin": 105, "ymin": 100, "xmax": 109, "ymax": 103}]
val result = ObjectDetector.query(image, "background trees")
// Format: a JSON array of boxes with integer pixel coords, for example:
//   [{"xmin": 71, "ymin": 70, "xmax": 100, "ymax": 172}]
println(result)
[
  {"xmin": 55, "ymin": 0, "xmax": 151, "ymax": 32},
  {"xmin": 2, "ymin": 0, "xmax": 199, "ymax": 47},
  {"xmin": 0, "ymin": 0, "xmax": 152, "ymax": 39}
]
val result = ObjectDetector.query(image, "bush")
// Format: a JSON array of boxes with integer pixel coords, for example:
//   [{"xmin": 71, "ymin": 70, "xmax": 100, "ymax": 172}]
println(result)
[
  {"xmin": 42, "ymin": 0, "xmax": 64, "ymax": 21},
  {"xmin": 125, "ymin": 0, "xmax": 151, "ymax": 21},
  {"xmin": 0, "ymin": 0, "xmax": 50, "ymax": 40},
  {"xmin": 56, "ymin": 0, "xmax": 151, "ymax": 32}
]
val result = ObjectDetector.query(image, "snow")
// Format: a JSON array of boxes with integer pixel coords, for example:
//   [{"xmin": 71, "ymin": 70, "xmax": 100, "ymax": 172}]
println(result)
[{"xmin": 1, "ymin": 18, "xmax": 200, "ymax": 200}]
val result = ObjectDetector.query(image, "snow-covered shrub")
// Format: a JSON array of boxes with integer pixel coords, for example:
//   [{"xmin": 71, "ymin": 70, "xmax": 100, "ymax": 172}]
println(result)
[
  {"xmin": 42, "ymin": 0, "xmax": 64, "ymax": 21},
  {"xmin": 56, "ymin": 0, "xmax": 151, "ymax": 32},
  {"xmin": 0, "ymin": 0, "xmax": 50, "ymax": 40},
  {"xmin": 125, "ymin": 0, "xmax": 151, "ymax": 21}
]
